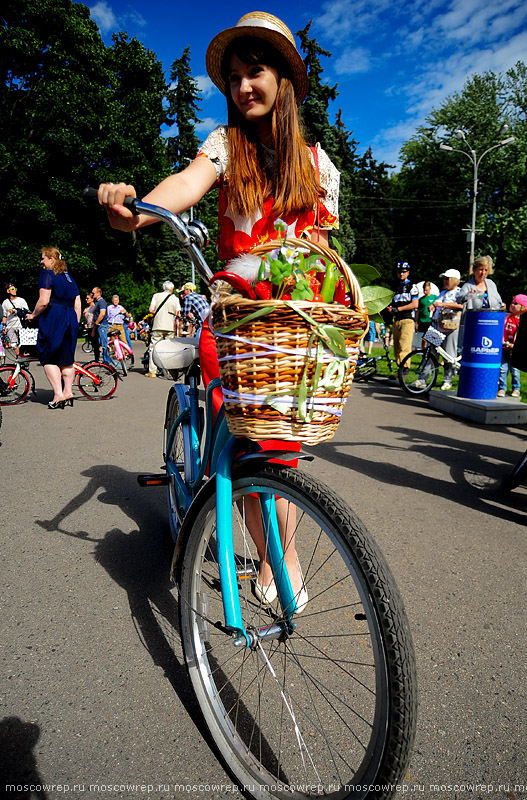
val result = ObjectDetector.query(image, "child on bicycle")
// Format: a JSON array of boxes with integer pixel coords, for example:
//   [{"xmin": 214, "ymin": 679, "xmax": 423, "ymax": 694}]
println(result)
[
  {"xmin": 497, "ymin": 294, "xmax": 527, "ymax": 398},
  {"xmin": 98, "ymin": 11, "xmax": 340, "ymax": 611}
]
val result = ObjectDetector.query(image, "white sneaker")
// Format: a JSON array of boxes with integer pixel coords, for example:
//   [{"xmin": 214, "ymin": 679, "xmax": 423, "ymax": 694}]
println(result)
[
  {"xmin": 497, "ymin": 389, "xmax": 506, "ymax": 397},
  {"xmin": 412, "ymin": 379, "xmax": 426, "ymax": 389},
  {"xmin": 511, "ymin": 390, "xmax": 521, "ymax": 398},
  {"xmin": 440, "ymin": 382, "xmax": 452, "ymax": 391}
]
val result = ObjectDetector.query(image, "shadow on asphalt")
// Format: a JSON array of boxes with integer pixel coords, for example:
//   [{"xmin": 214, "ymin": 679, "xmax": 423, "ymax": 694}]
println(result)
[
  {"xmin": 313, "ymin": 401, "xmax": 527, "ymax": 525},
  {"xmin": 0, "ymin": 716, "xmax": 47, "ymax": 799},
  {"xmin": 33, "ymin": 465, "xmax": 208, "ymax": 741}
]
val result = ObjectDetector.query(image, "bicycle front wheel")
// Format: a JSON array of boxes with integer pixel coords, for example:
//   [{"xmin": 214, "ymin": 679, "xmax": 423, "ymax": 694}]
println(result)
[
  {"xmin": 76, "ymin": 362, "xmax": 118, "ymax": 400},
  {"xmin": 179, "ymin": 464, "xmax": 417, "ymax": 799},
  {"xmin": 398, "ymin": 348, "xmax": 439, "ymax": 395},
  {"xmin": 0, "ymin": 366, "xmax": 30, "ymax": 405},
  {"xmin": 82, "ymin": 339, "xmax": 93, "ymax": 353}
]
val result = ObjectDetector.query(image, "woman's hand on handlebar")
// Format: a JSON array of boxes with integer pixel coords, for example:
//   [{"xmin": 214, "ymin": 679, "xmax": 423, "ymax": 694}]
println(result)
[{"xmin": 98, "ymin": 183, "xmax": 139, "ymax": 231}]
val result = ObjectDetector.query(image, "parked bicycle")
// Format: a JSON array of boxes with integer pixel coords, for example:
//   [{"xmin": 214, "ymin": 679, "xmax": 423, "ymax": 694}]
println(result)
[
  {"xmin": 84, "ymin": 188, "xmax": 417, "ymax": 798},
  {"xmin": 0, "ymin": 329, "xmax": 20, "ymax": 365},
  {"xmin": 0, "ymin": 358, "xmax": 118, "ymax": 404},
  {"xmin": 398, "ymin": 327, "xmax": 461, "ymax": 395},
  {"xmin": 354, "ymin": 340, "xmax": 397, "ymax": 382},
  {"xmin": 107, "ymin": 326, "xmax": 134, "ymax": 376}
]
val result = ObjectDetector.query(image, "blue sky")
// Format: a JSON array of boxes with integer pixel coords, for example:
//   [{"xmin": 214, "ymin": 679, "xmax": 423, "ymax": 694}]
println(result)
[{"xmin": 85, "ymin": 0, "xmax": 527, "ymax": 169}]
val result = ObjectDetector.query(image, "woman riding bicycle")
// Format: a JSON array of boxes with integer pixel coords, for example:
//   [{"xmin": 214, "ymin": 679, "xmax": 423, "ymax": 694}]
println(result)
[{"xmin": 98, "ymin": 10, "xmax": 340, "ymax": 608}]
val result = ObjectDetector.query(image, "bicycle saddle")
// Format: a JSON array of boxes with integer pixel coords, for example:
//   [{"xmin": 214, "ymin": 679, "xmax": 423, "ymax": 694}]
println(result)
[{"xmin": 153, "ymin": 336, "xmax": 199, "ymax": 372}]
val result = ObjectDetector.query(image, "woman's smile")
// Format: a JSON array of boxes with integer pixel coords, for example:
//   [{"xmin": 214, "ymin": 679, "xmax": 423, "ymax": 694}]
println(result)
[{"xmin": 228, "ymin": 53, "xmax": 279, "ymax": 126}]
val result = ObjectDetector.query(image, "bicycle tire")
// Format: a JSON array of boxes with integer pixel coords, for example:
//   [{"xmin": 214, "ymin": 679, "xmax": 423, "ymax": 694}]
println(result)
[
  {"xmin": 354, "ymin": 362, "xmax": 377, "ymax": 382},
  {"xmin": 118, "ymin": 357, "xmax": 128, "ymax": 377},
  {"xmin": 178, "ymin": 464, "xmax": 417, "ymax": 800},
  {"xmin": 82, "ymin": 340, "xmax": 94, "ymax": 353},
  {"xmin": 398, "ymin": 348, "xmax": 439, "ymax": 395},
  {"xmin": 501, "ymin": 447, "xmax": 527, "ymax": 492},
  {"xmin": 76, "ymin": 362, "xmax": 118, "ymax": 400},
  {"xmin": 164, "ymin": 389, "xmax": 192, "ymax": 540},
  {"xmin": 0, "ymin": 365, "xmax": 31, "ymax": 405}
]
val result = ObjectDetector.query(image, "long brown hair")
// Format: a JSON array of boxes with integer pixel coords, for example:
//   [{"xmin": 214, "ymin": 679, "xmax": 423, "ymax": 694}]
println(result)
[
  {"xmin": 221, "ymin": 38, "xmax": 323, "ymax": 219},
  {"xmin": 42, "ymin": 246, "xmax": 67, "ymax": 274}
]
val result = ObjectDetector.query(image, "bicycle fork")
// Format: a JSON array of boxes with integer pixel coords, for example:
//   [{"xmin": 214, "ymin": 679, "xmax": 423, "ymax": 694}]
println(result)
[{"xmin": 216, "ymin": 438, "xmax": 297, "ymax": 648}]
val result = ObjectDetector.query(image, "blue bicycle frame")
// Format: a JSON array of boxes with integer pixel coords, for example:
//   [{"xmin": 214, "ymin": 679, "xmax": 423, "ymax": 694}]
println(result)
[{"xmin": 165, "ymin": 374, "xmax": 299, "ymax": 645}]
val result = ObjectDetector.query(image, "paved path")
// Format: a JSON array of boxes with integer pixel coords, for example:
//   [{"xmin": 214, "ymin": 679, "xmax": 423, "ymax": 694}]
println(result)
[{"xmin": 1, "ymin": 344, "xmax": 526, "ymax": 799}]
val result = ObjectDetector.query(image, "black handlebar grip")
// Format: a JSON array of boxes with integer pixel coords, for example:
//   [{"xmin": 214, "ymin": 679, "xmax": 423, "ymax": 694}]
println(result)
[{"xmin": 82, "ymin": 186, "xmax": 139, "ymax": 215}]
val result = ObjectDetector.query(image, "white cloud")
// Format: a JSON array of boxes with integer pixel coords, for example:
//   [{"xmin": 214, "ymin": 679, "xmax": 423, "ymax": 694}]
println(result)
[
  {"xmin": 196, "ymin": 117, "xmax": 225, "ymax": 133},
  {"xmin": 334, "ymin": 47, "xmax": 372, "ymax": 76},
  {"xmin": 319, "ymin": 0, "xmax": 527, "ymax": 167},
  {"xmin": 89, "ymin": 2, "xmax": 117, "ymax": 35},
  {"xmin": 195, "ymin": 75, "xmax": 217, "ymax": 99},
  {"xmin": 89, "ymin": 2, "xmax": 147, "ymax": 36}
]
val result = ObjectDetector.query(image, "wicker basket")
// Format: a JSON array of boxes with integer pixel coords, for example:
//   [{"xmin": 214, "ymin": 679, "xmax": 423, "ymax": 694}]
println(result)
[{"xmin": 211, "ymin": 238, "xmax": 369, "ymax": 445}]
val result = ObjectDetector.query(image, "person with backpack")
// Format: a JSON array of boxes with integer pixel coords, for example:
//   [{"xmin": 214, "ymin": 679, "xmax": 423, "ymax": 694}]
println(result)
[{"xmin": 145, "ymin": 281, "xmax": 180, "ymax": 377}]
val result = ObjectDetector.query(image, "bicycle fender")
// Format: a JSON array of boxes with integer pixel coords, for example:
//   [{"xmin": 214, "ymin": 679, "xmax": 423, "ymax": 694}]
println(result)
[{"xmin": 235, "ymin": 450, "xmax": 313, "ymax": 465}]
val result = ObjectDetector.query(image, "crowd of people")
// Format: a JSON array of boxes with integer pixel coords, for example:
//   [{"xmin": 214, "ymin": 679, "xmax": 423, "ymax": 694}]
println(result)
[
  {"xmin": 381, "ymin": 256, "xmax": 526, "ymax": 396},
  {"xmin": 2, "ymin": 251, "xmax": 525, "ymax": 402},
  {"xmin": 2, "ymin": 270, "xmax": 210, "ymax": 394}
]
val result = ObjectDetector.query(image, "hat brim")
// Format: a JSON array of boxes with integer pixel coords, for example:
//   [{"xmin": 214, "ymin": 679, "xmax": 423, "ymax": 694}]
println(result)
[{"xmin": 206, "ymin": 24, "xmax": 308, "ymax": 106}]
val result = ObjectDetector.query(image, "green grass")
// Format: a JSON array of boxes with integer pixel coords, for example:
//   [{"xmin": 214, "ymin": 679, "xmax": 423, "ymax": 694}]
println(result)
[{"xmin": 367, "ymin": 343, "xmax": 526, "ymax": 401}]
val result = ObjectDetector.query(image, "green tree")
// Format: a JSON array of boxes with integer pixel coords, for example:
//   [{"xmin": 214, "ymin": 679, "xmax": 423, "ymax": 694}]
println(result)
[
  {"xmin": 350, "ymin": 147, "xmax": 394, "ymax": 286},
  {"xmin": 394, "ymin": 67, "xmax": 526, "ymax": 298},
  {"xmin": 296, "ymin": 21, "xmax": 338, "ymax": 154},
  {"xmin": 165, "ymin": 46, "xmax": 202, "ymax": 171},
  {"xmin": 0, "ymin": 0, "xmax": 169, "ymax": 310}
]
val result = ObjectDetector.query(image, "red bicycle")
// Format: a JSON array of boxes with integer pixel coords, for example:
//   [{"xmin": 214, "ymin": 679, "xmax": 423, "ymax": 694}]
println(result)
[{"xmin": 0, "ymin": 359, "xmax": 119, "ymax": 405}]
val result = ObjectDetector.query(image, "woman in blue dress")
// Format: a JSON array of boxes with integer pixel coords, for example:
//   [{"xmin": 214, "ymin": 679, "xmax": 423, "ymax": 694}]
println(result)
[{"xmin": 26, "ymin": 248, "xmax": 81, "ymax": 408}]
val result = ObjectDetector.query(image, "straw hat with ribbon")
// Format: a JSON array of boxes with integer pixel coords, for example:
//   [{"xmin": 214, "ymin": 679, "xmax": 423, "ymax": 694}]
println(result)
[{"xmin": 206, "ymin": 11, "xmax": 308, "ymax": 106}]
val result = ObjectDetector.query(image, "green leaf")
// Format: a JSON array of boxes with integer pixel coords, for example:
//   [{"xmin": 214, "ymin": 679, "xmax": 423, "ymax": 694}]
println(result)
[
  {"xmin": 362, "ymin": 286, "xmax": 394, "ymax": 316},
  {"xmin": 331, "ymin": 237, "xmax": 342, "ymax": 256},
  {"xmin": 348, "ymin": 264, "xmax": 380, "ymax": 286},
  {"xmin": 318, "ymin": 325, "xmax": 349, "ymax": 357}
]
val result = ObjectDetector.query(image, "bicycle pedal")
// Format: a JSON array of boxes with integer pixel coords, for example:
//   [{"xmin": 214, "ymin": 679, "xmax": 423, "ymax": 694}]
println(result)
[{"xmin": 137, "ymin": 473, "xmax": 170, "ymax": 487}]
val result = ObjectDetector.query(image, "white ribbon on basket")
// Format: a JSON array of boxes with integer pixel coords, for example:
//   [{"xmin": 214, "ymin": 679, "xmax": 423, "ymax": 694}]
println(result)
[
  {"xmin": 221, "ymin": 388, "xmax": 345, "ymax": 417},
  {"xmin": 216, "ymin": 330, "xmax": 360, "ymax": 362}
]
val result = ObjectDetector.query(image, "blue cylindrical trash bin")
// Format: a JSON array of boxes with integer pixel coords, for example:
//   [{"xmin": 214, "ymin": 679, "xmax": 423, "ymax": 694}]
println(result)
[{"xmin": 457, "ymin": 310, "xmax": 505, "ymax": 399}]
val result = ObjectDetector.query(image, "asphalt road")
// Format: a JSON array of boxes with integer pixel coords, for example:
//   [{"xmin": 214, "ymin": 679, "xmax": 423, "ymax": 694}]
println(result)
[{"xmin": 1, "ymin": 341, "xmax": 526, "ymax": 800}]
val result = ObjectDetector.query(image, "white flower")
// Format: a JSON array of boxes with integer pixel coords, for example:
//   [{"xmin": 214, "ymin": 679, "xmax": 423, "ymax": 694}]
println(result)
[
  {"xmin": 280, "ymin": 245, "xmax": 298, "ymax": 265},
  {"xmin": 274, "ymin": 218, "xmax": 288, "ymax": 234}
]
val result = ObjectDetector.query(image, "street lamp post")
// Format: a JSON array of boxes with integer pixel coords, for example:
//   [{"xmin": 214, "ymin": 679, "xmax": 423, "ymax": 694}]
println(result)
[{"xmin": 439, "ymin": 126, "xmax": 514, "ymax": 269}]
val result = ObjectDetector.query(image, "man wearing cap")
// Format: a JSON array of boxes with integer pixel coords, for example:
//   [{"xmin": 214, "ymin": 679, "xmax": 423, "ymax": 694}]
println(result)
[
  {"xmin": 179, "ymin": 282, "xmax": 210, "ymax": 338},
  {"xmin": 146, "ymin": 281, "xmax": 181, "ymax": 377},
  {"xmin": 387, "ymin": 263, "xmax": 419, "ymax": 366},
  {"xmin": 2, "ymin": 283, "xmax": 29, "ymax": 357}
]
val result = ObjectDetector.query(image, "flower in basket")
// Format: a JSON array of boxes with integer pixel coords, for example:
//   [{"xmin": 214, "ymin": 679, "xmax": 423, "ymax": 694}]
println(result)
[
  {"xmin": 210, "ymin": 222, "xmax": 394, "ymax": 431},
  {"xmin": 211, "ymin": 219, "xmax": 392, "ymax": 318}
]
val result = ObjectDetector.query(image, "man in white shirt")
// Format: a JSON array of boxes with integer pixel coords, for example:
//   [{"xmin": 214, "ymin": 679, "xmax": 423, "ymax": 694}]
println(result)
[
  {"xmin": 146, "ymin": 281, "xmax": 180, "ymax": 377},
  {"xmin": 2, "ymin": 283, "xmax": 29, "ymax": 356}
]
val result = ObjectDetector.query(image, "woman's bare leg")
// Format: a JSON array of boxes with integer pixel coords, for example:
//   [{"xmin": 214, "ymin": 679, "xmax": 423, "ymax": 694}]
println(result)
[
  {"xmin": 61, "ymin": 365, "xmax": 75, "ymax": 398},
  {"xmin": 242, "ymin": 495, "xmax": 303, "ymax": 599},
  {"xmin": 43, "ymin": 364, "xmax": 65, "ymax": 403}
]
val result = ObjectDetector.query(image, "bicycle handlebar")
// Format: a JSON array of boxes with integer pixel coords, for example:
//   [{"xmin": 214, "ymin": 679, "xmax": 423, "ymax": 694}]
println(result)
[{"xmin": 83, "ymin": 187, "xmax": 214, "ymax": 282}]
